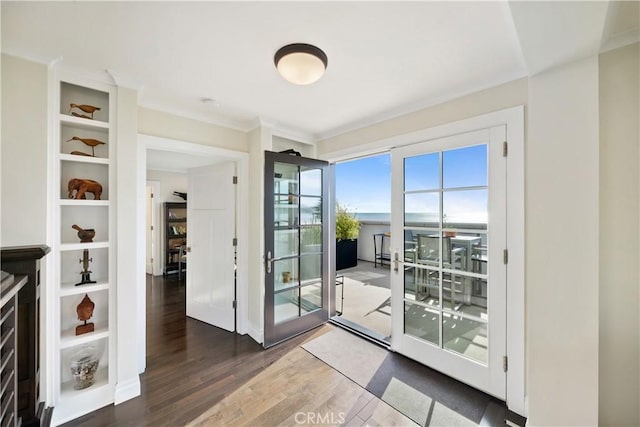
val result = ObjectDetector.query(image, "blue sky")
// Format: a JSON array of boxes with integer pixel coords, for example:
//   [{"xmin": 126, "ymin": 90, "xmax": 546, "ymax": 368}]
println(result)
[
  {"xmin": 335, "ymin": 145, "xmax": 488, "ymax": 222},
  {"xmin": 336, "ymin": 154, "xmax": 391, "ymax": 213}
]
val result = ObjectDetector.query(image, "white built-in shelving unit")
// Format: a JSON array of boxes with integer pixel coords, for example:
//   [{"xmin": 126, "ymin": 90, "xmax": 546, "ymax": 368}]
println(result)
[{"xmin": 51, "ymin": 74, "xmax": 116, "ymax": 425}]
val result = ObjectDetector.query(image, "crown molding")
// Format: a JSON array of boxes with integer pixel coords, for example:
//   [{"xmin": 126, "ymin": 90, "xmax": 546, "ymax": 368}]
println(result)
[
  {"xmin": 247, "ymin": 116, "xmax": 273, "ymax": 131},
  {"xmin": 55, "ymin": 62, "xmax": 117, "ymax": 86},
  {"xmin": 600, "ymin": 28, "xmax": 640, "ymax": 54},
  {"xmin": 316, "ymin": 71, "xmax": 528, "ymax": 141},
  {"xmin": 271, "ymin": 127, "xmax": 316, "ymax": 146},
  {"xmin": 246, "ymin": 117, "xmax": 316, "ymax": 145},
  {"xmin": 1, "ymin": 47, "xmax": 61, "ymax": 67},
  {"xmin": 107, "ymin": 69, "xmax": 144, "ymax": 92},
  {"xmin": 138, "ymin": 98, "xmax": 252, "ymax": 133}
]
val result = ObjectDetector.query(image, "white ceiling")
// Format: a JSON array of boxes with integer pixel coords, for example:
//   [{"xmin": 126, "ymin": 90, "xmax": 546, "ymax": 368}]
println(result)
[
  {"xmin": 2, "ymin": 1, "xmax": 637, "ymax": 172},
  {"xmin": 3, "ymin": 1, "xmax": 529, "ymax": 141}
]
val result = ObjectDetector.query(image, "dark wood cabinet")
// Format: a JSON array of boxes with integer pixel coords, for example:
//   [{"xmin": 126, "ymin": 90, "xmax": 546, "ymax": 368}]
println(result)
[
  {"xmin": 164, "ymin": 202, "xmax": 187, "ymax": 276},
  {"xmin": 1, "ymin": 245, "xmax": 52, "ymax": 427}
]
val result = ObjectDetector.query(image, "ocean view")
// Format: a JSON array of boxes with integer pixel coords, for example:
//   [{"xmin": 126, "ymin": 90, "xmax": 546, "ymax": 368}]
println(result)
[{"xmin": 354, "ymin": 212, "xmax": 487, "ymax": 225}]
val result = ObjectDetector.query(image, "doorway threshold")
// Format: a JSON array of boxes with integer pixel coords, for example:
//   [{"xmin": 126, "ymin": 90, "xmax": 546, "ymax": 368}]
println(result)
[{"xmin": 329, "ymin": 315, "xmax": 391, "ymax": 349}]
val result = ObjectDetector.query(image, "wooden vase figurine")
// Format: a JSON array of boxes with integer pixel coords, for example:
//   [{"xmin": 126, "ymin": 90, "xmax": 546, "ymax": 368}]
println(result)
[
  {"xmin": 76, "ymin": 294, "xmax": 95, "ymax": 335},
  {"xmin": 69, "ymin": 103, "xmax": 101, "ymax": 120},
  {"xmin": 66, "ymin": 136, "xmax": 106, "ymax": 157}
]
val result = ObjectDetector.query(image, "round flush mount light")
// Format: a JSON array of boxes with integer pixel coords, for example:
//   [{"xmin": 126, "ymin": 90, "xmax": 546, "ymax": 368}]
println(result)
[{"xmin": 274, "ymin": 43, "xmax": 328, "ymax": 85}]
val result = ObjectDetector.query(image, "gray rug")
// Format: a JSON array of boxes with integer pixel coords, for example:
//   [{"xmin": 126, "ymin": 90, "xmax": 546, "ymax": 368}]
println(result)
[{"xmin": 302, "ymin": 328, "xmax": 522, "ymax": 427}]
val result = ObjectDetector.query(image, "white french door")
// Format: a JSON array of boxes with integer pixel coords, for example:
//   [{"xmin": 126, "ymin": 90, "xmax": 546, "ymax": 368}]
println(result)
[{"xmin": 390, "ymin": 126, "xmax": 507, "ymax": 398}]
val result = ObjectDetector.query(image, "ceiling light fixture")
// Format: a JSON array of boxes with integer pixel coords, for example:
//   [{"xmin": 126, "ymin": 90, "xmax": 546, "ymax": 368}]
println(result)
[
  {"xmin": 202, "ymin": 98, "xmax": 219, "ymax": 108},
  {"xmin": 274, "ymin": 43, "xmax": 328, "ymax": 85}
]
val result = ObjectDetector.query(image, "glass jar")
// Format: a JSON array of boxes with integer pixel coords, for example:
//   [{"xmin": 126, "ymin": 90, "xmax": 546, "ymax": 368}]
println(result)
[{"xmin": 69, "ymin": 345, "xmax": 100, "ymax": 390}]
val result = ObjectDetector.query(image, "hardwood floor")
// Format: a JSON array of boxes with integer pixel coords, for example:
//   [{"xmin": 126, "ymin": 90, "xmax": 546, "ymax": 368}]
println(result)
[
  {"xmin": 64, "ymin": 274, "xmax": 523, "ymax": 427},
  {"xmin": 65, "ymin": 275, "xmax": 324, "ymax": 426}
]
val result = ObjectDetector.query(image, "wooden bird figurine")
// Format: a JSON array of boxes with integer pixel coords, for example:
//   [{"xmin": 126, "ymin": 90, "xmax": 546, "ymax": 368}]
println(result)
[
  {"xmin": 69, "ymin": 104, "xmax": 101, "ymax": 119},
  {"xmin": 66, "ymin": 136, "xmax": 106, "ymax": 157}
]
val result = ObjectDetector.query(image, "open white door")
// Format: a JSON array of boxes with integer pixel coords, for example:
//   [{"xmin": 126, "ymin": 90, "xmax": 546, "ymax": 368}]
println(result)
[
  {"xmin": 390, "ymin": 127, "xmax": 507, "ymax": 399},
  {"xmin": 186, "ymin": 162, "xmax": 236, "ymax": 331}
]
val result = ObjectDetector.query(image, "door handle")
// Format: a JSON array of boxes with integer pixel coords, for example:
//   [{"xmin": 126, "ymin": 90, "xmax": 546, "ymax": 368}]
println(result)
[
  {"xmin": 393, "ymin": 252, "xmax": 400, "ymax": 272},
  {"xmin": 266, "ymin": 251, "xmax": 285, "ymax": 274},
  {"xmin": 266, "ymin": 251, "xmax": 273, "ymax": 274},
  {"xmin": 185, "ymin": 247, "xmax": 191, "ymax": 253}
]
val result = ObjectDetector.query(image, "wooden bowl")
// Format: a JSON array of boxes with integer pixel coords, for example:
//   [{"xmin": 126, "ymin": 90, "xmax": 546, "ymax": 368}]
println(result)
[{"xmin": 77, "ymin": 229, "xmax": 95, "ymax": 243}]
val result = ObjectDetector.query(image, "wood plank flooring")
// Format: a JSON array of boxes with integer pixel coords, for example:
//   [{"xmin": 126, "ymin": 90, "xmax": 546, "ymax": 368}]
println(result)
[
  {"xmin": 188, "ymin": 345, "xmax": 416, "ymax": 427},
  {"xmin": 64, "ymin": 275, "xmax": 413, "ymax": 427}
]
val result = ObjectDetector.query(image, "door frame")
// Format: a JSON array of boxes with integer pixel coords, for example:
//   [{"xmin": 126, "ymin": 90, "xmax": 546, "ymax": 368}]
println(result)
[
  {"xmin": 319, "ymin": 106, "xmax": 525, "ymax": 416},
  {"xmin": 136, "ymin": 134, "xmax": 250, "ymax": 373},
  {"xmin": 146, "ymin": 180, "xmax": 161, "ymax": 276}
]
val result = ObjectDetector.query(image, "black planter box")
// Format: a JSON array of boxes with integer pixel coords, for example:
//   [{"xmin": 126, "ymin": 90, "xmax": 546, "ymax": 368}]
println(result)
[{"xmin": 336, "ymin": 239, "xmax": 358, "ymax": 271}]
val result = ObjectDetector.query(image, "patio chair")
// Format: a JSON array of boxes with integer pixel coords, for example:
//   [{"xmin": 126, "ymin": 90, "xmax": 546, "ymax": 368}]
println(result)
[
  {"xmin": 471, "ymin": 244, "xmax": 488, "ymax": 294},
  {"xmin": 415, "ymin": 235, "xmax": 465, "ymax": 305}
]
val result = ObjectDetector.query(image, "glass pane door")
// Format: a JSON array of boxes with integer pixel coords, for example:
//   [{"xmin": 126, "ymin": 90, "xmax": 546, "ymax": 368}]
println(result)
[
  {"xmin": 264, "ymin": 151, "xmax": 330, "ymax": 347},
  {"xmin": 390, "ymin": 128, "xmax": 507, "ymax": 398}
]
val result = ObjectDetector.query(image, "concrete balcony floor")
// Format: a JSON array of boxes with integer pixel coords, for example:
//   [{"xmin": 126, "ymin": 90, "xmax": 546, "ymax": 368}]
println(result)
[{"xmin": 336, "ymin": 260, "xmax": 392, "ymax": 340}]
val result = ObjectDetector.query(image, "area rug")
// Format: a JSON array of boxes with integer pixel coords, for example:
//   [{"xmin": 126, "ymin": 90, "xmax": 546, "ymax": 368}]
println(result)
[{"xmin": 302, "ymin": 327, "xmax": 504, "ymax": 427}]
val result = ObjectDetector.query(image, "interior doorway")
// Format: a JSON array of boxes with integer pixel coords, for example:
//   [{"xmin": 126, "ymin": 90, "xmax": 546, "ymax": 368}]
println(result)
[{"xmin": 136, "ymin": 134, "xmax": 249, "ymax": 373}]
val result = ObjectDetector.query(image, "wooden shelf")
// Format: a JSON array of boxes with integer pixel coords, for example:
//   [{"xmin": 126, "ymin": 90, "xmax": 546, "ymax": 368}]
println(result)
[
  {"xmin": 60, "ymin": 153, "xmax": 109, "ymax": 165},
  {"xmin": 60, "ymin": 114, "xmax": 109, "ymax": 130},
  {"xmin": 60, "ymin": 280, "xmax": 109, "ymax": 297},
  {"xmin": 59, "ymin": 199, "xmax": 109, "ymax": 207},
  {"xmin": 54, "ymin": 74, "xmax": 115, "ymax": 425},
  {"xmin": 60, "ymin": 242, "xmax": 109, "ymax": 252},
  {"xmin": 60, "ymin": 325, "xmax": 109, "ymax": 349},
  {"xmin": 167, "ymin": 234, "xmax": 187, "ymax": 239}
]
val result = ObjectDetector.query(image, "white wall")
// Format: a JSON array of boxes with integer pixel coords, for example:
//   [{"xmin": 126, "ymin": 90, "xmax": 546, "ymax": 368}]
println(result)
[
  {"xmin": 598, "ymin": 42, "xmax": 639, "ymax": 426},
  {"xmin": 138, "ymin": 107, "xmax": 248, "ymax": 153},
  {"xmin": 527, "ymin": 56, "xmax": 600, "ymax": 426},
  {"xmin": 272, "ymin": 135, "xmax": 315, "ymax": 158},
  {"xmin": 1, "ymin": 54, "xmax": 48, "ymax": 246},
  {"xmin": 317, "ymin": 78, "xmax": 527, "ymax": 157},
  {"xmin": 115, "ymin": 86, "xmax": 142, "ymax": 403},
  {"xmin": 0, "ymin": 53, "xmax": 54, "ymax": 403},
  {"xmin": 247, "ymin": 125, "xmax": 272, "ymax": 343},
  {"xmin": 356, "ymin": 222, "xmax": 390, "ymax": 264},
  {"xmin": 146, "ymin": 170, "xmax": 187, "ymax": 202}
]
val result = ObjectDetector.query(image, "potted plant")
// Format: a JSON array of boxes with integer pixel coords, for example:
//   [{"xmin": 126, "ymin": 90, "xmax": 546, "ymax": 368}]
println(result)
[
  {"xmin": 335, "ymin": 203, "xmax": 361, "ymax": 270},
  {"xmin": 443, "ymin": 214, "xmax": 457, "ymax": 237}
]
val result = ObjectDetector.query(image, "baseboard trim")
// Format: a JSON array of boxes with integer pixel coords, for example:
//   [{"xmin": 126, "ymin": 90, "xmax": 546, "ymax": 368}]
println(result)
[
  {"xmin": 247, "ymin": 324, "xmax": 263, "ymax": 345},
  {"xmin": 114, "ymin": 376, "xmax": 141, "ymax": 405}
]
